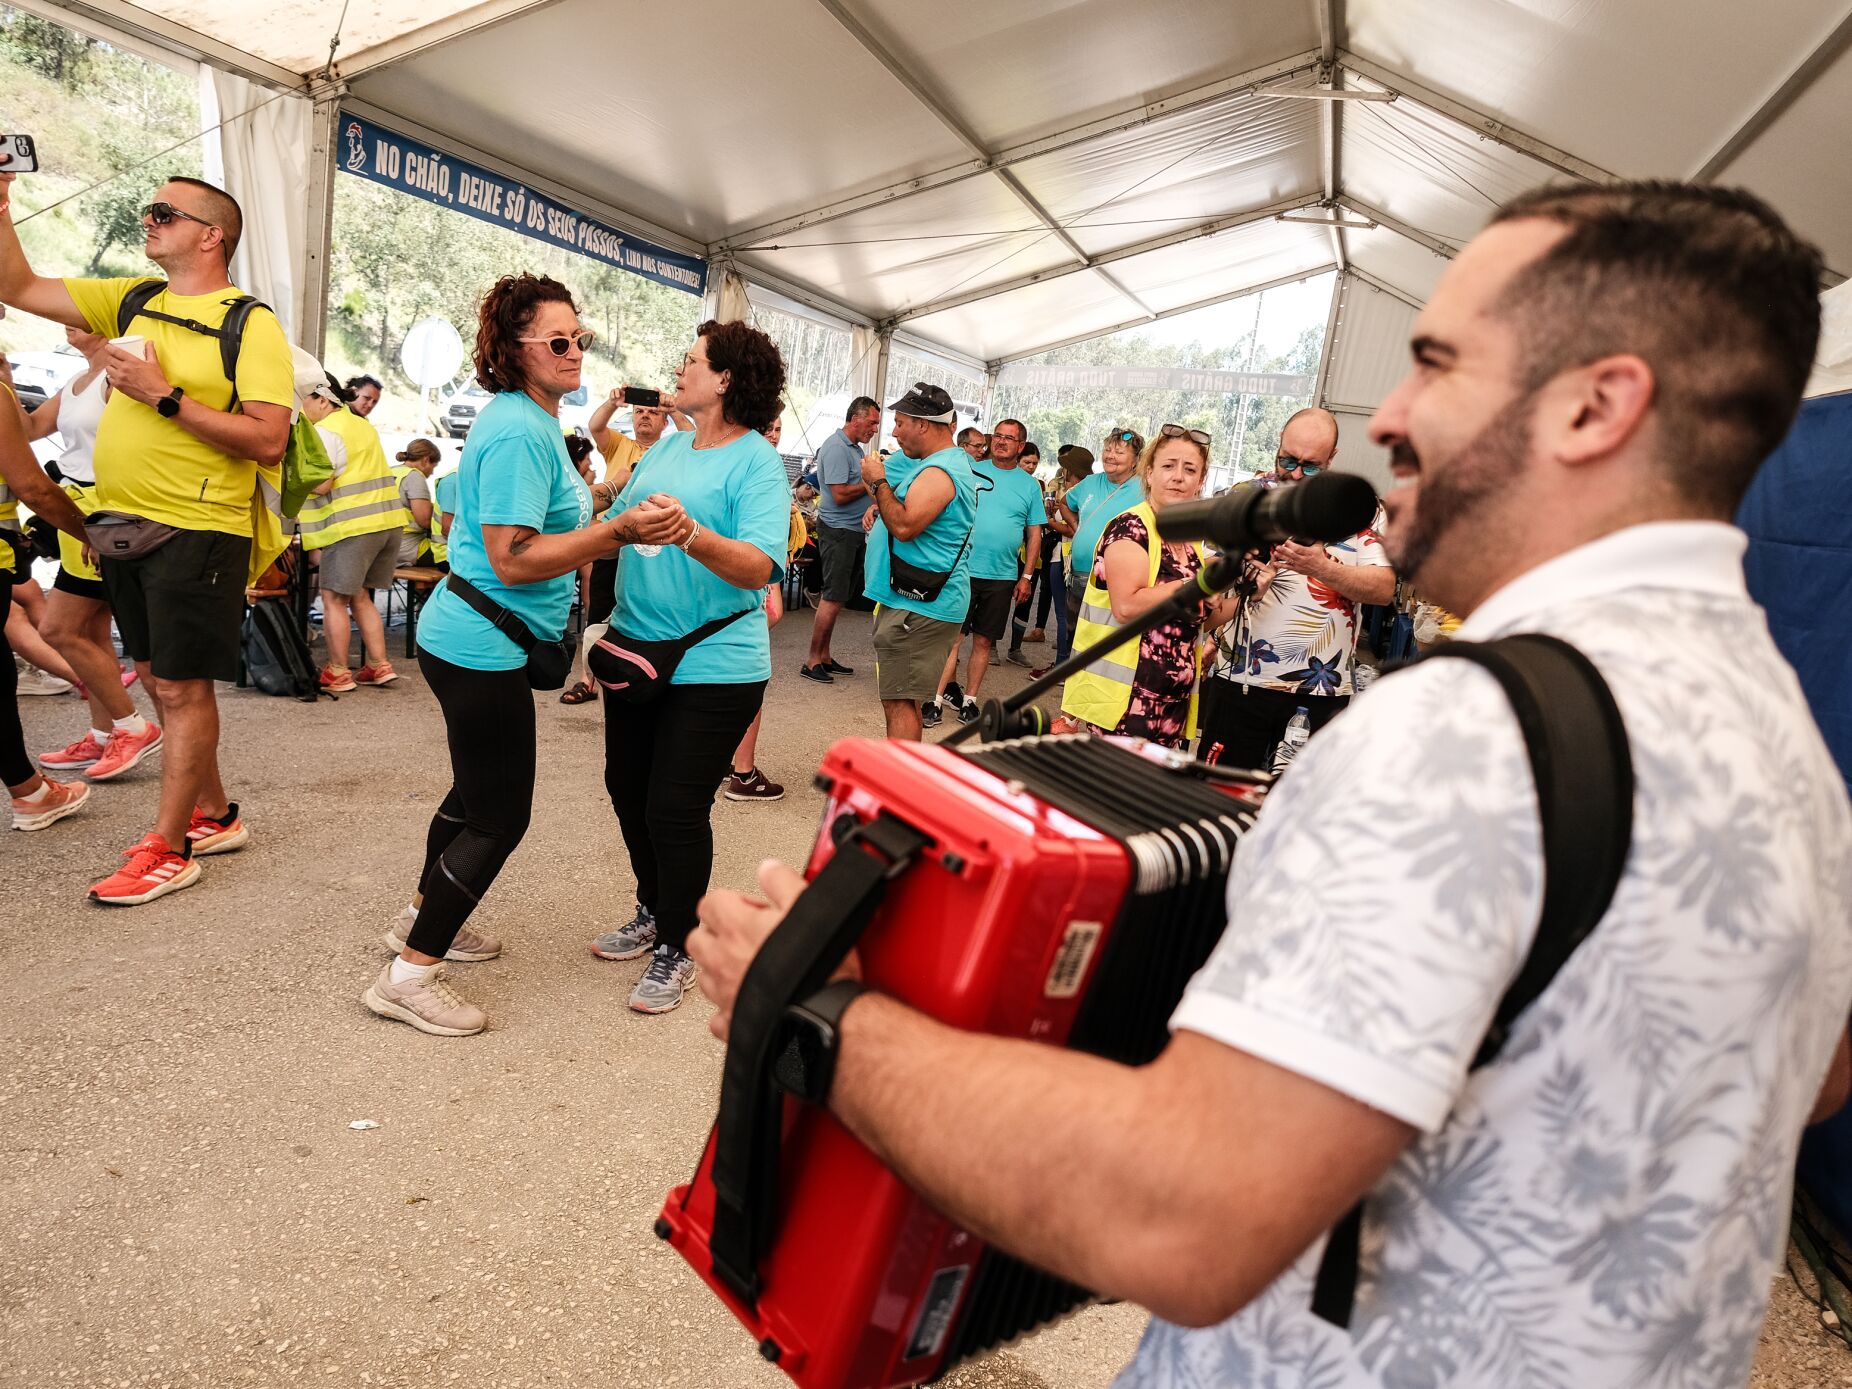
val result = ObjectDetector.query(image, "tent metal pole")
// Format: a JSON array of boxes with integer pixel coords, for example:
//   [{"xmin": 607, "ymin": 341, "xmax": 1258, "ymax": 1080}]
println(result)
[
  {"xmin": 1691, "ymin": 7, "xmax": 1852, "ymax": 181},
  {"xmin": 1334, "ymin": 196, "xmax": 1458, "ymax": 260},
  {"xmin": 873, "ymin": 330, "xmax": 894, "ymax": 439},
  {"xmin": 297, "ymin": 91, "xmax": 342, "ymax": 358},
  {"xmin": 1346, "ymin": 267, "xmax": 1427, "ymax": 312},
  {"xmin": 886, "ymin": 194, "xmax": 1327, "ymax": 326},
  {"xmin": 1313, "ymin": 268, "xmax": 1348, "ymax": 408},
  {"xmin": 715, "ymin": 50, "xmax": 1322, "ymax": 251},
  {"xmin": 334, "ymin": 0, "xmax": 575, "ymax": 79},
  {"xmin": 1338, "ymin": 51, "xmax": 1615, "ymax": 184}
]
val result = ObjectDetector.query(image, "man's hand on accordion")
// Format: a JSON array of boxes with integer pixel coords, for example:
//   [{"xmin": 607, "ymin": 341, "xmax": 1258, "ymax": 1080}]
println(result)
[{"xmin": 692, "ymin": 860, "xmax": 858, "ymax": 1042}]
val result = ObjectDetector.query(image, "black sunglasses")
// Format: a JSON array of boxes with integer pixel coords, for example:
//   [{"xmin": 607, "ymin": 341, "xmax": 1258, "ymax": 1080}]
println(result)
[
  {"xmin": 143, "ymin": 201, "xmax": 217, "ymax": 230},
  {"xmin": 1159, "ymin": 423, "xmax": 1212, "ymax": 446},
  {"xmin": 518, "ymin": 330, "xmax": 596, "ymax": 356},
  {"xmin": 1276, "ymin": 454, "xmax": 1322, "ymax": 477}
]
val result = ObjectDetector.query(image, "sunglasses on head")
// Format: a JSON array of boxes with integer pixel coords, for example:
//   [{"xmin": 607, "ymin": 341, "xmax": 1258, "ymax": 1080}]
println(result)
[
  {"xmin": 1159, "ymin": 423, "xmax": 1212, "ymax": 446},
  {"xmin": 1108, "ymin": 429, "xmax": 1140, "ymax": 443},
  {"xmin": 143, "ymin": 201, "xmax": 216, "ymax": 230},
  {"xmin": 519, "ymin": 330, "xmax": 596, "ymax": 356},
  {"xmin": 1276, "ymin": 454, "xmax": 1322, "ymax": 477}
]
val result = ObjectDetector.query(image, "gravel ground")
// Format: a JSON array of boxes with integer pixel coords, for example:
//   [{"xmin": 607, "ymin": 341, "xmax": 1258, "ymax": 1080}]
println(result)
[{"xmin": 2, "ymin": 605, "xmax": 1841, "ymax": 1386}]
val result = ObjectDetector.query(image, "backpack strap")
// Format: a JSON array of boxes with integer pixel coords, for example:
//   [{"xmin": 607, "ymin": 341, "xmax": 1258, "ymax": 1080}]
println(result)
[
  {"xmin": 1310, "ymin": 633, "xmax": 1634, "ymax": 1330},
  {"xmin": 115, "ymin": 279, "xmax": 268, "ymax": 410}
]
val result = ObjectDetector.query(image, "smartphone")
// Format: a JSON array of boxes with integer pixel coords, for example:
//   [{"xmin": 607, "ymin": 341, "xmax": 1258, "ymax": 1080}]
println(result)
[
  {"xmin": 624, "ymin": 386, "xmax": 662, "ymax": 408},
  {"xmin": 4, "ymin": 134, "xmax": 38, "ymax": 173}
]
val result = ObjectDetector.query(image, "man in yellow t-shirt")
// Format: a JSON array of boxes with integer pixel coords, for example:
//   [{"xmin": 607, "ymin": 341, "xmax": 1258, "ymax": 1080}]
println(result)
[{"xmin": 0, "ymin": 160, "xmax": 292, "ymax": 907}]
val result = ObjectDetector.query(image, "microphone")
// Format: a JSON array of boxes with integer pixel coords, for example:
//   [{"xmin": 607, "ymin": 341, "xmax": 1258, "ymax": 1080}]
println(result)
[{"xmin": 1157, "ymin": 470, "xmax": 1377, "ymax": 550}]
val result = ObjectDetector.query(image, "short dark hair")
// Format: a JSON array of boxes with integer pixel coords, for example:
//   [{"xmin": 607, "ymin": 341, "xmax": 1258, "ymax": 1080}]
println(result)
[
  {"xmin": 698, "ymin": 319, "xmax": 787, "ymax": 433},
  {"xmin": 1021, "ymin": 441, "xmax": 1040, "ymax": 458},
  {"xmin": 846, "ymin": 396, "xmax": 878, "ymax": 422},
  {"xmin": 993, "ymin": 418, "xmax": 1027, "ymax": 439},
  {"xmin": 474, "ymin": 274, "xmax": 576, "ymax": 395},
  {"xmin": 1489, "ymin": 181, "xmax": 1822, "ymax": 514},
  {"xmin": 345, "ymin": 374, "xmax": 382, "ymax": 395},
  {"xmin": 167, "ymin": 176, "xmax": 243, "ymax": 267},
  {"xmin": 957, "ymin": 426, "xmax": 983, "ymax": 446}
]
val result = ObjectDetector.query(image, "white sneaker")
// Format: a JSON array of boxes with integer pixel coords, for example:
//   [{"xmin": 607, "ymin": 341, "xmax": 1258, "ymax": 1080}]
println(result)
[{"xmin": 16, "ymin": 665, "xmax": 74, "ymax": 696}]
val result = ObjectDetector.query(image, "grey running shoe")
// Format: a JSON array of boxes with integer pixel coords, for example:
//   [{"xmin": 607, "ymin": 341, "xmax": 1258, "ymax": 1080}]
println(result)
[
  {"xmin": 1004, "ymin": 647, "xmax": 1033, "ymax": 667},
  {"xmin": 382, "ymin": 915, "xmax": 502, "ymax": 962},
  {"xmin": 629, "ymin": 944, "xmax": 698, "ymax": 1014},
  {"xmin": 591, "ymin": 906, "xmax": 657, "ymax": 961},
  {"xmin": 361, "ymin": 963, "xmax": 487, "ymax": 1037}
]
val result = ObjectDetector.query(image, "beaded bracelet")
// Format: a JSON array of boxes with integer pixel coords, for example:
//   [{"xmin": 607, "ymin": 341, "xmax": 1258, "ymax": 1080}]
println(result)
[{"xmin": 679, "ymin": 520, "xmax": 702, "ymax": 553}]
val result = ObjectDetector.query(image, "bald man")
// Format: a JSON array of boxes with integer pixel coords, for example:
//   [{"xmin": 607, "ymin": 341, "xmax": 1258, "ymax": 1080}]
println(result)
[{"xmin": 1198, "ymin": 408, "xmax": 1396, "ymax": 768}]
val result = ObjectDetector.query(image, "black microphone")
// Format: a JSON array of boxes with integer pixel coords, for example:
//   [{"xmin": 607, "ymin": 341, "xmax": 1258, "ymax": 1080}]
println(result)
[{"xmin": 1157, "ymin": 470, "xmax": 1377, "ymax": 549}]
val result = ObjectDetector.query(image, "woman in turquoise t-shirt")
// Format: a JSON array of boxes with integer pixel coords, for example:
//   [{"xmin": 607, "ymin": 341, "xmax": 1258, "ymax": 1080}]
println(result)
[
  {"xmin": 587, "ymin": 320, "xmax": 791, "ymax": 1017},
  {"xmin": 365, "ymin": 274, "xmax": 687, "ymax": 1039}
]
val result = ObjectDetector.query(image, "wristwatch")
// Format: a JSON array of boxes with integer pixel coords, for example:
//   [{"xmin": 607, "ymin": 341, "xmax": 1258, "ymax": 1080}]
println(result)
[
  {"xmin": 156, "ymin": 387, "xmax": 185, "ymax": 418},
  {"xmin": 771, "ymin": 979, "xmax": 871, "ymax": 1105}
]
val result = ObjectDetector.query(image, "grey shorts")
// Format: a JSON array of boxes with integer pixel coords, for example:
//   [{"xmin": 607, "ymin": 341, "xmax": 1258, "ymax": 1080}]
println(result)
[
  {"xmin": 874, "ymin": 602, "xmax": 962, "ymax": 702},
  {"xmin": 318, "ymin": 528, "xmax": 401, "ymax": 596},
  {"xmin": 816, "ymin": 522, "xmax": 867, "ymax": 604}
]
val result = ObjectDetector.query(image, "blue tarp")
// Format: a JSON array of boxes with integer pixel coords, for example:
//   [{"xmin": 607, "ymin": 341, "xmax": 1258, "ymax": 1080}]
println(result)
[{"xmin": 1740, "ymin": 392, "xmax": 1852, "ymax": 1237}]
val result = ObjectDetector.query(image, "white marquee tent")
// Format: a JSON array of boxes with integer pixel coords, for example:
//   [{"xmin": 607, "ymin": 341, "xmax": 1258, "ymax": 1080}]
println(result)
[{"xmin": 16, "ymin": 0, "xmax": 1852, "ymax": 478}]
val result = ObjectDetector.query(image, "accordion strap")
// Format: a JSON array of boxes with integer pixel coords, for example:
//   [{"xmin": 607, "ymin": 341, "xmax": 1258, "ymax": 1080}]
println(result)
[{"xmin": 708, "ymin": 811, "xmax": 930, "ymax": 1306}]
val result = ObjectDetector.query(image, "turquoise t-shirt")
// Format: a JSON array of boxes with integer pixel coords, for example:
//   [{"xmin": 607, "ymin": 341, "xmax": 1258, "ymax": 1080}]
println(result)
[
  {"xmin": 1068, "ymin": 471, "xmax": 1143, "ymax": 574},
  {"xmin": 863, "ymin": 445, "xmax": 979, "ymax": 622},
  {"xmin": 433, "ymin": 470, "xmax": 457, "ymax": 519},
  {"xmin": 968, "ymin": 460, "xmax": 1047, "ymax": 581},
  {"xmin": 610, "ymin": 429, "xmax": 789, "ymax": 685},
  {"xmin": 415, "ymin": 392, "xmax": 593, "ymax": 672}
]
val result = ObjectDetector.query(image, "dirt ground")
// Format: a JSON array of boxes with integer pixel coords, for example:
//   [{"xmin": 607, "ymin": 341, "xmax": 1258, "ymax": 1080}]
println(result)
[{"xmin": 3, "ymin": 606, "xmax": 1844, "ymax": 1386}]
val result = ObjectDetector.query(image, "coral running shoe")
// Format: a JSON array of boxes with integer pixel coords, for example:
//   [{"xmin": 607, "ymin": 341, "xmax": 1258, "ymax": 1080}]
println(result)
[
  {"xmin": 320, "ymin": 665, "xmax": 357, "ymax": 693},
  {"xmin": 85, "ymin": 722, "xmax": 164, "ymax": 782},
  {"xmin": 39, "ymin": 730, "xmax": 106, "ymax": 770},
  {"xmin": 187, "ymin": 802, "xmax": 250, "ymax": 856},
  {"xmin": 90, "ymin": 833, "xmax": 199, "ymax": 905},
  {"xmin": 353, "ymin": 662, "xmax": 400, "ymax": 687},
  {"xmin": 11, "ymin": 777, "xmax": 89, "ymax": 831}
]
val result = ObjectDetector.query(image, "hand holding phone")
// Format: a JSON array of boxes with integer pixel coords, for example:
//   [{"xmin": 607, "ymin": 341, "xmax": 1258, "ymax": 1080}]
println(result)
[
  {"xmin": 622, "ymin": 386, "xmax": 662, "ymax": 409},
  {"xmin": 2, "ymin": 134, "xmax": 38, "ymax": 174}
]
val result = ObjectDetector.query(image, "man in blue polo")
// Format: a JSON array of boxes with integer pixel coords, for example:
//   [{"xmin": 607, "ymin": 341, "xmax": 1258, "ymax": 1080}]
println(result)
[
  {"xmin": 925, "ymin": 416, "xmax": 1045, "ymax": 727},
  {"xmin": 800, "ymin": 394, "xmax": 881, "ymax": 682},
  {"xmin": 861, "ymin": 383, "xmax": 977, "ymax": 741}
]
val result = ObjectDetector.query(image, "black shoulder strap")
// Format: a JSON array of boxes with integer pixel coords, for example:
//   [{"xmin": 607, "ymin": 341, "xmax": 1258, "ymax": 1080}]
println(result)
[
  {"xmin": 441, "ymin": 571, "xmax": 538, "ymax": 653},
  {"xmin": 115, "ymin": 280, "xmax": 266, "ymax": 409},
  {"xmin": 1311, "ymin": 633, "xmax": 1634, "ymax": 1330}
]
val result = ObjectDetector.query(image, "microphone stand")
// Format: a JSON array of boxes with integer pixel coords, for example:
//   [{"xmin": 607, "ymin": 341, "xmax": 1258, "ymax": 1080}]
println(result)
[{"xmin": 943, "ymin": 551, "xmax": 1244, "ymax": 748}]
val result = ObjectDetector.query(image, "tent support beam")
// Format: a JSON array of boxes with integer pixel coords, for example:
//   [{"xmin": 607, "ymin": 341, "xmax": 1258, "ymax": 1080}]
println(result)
[
  {"xmin": 1335, "ymin": 196, "xmax": 1458, "ymax": 260},
  {"xmin": 887, "ymin": 193, "xmax": 1327, "ymax": 326},
  {"xmin": 811, "ymin": 0, "xmax": 1155, "ymax": 319},
  {"xmin": 336, "ymin": 0, "xmax": 576, "ymax": 79},
  {"xmin": 716, "ymin": 49, "xmax": 1322, "ymax": 251},
  {"xmin": 987, "ymin": 265, "xmax": 1338, "ymax": 369},
  {"xmin": 1691, "ymin": 7, "xmax": 1852, "ymax": 181},
  {"xmin": 1313, "ymin": 267, "xmax": 1347, "ymax": 407},
  {"xmin": 1316, "ymin": 2, "xmax": 1349, "ymax": 272},
  {"xmin": 11, "ymin": 0, "xmax": 304, "ymax": 89},
  {"xmin": 1339, "ymin": 50, "xmax": 1616, "ymax": 183},
  {"xmin": 296, "ymin": 92, "xmax": 342, "ymax": 358},
  {"xmin": 1347, "ymin": 267, "xmax": 1427, "ymax": 312}
]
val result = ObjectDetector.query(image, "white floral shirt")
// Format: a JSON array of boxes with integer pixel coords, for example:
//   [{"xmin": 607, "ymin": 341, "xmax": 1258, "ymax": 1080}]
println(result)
[{"xmin": 1118, "ymin": 523, "xmax": 1852, "ymax": 1389}]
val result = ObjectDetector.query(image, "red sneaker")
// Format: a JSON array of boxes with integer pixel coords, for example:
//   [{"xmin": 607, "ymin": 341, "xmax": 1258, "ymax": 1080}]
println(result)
[
  {"xmin": 85, "ymin": 722, "xmax": 164, "ymax": 782},
  {"xmin": 186, "ymin": 802, "xmax": 250, "ymax": 857},
  {"xmin": 89, "ymin": 833, "xmax": 200, "ymax": 906},
  {"xmin": 11, "ymin": 777, "xmax": 90, "ymax": 831},
  {"xmin": 320, "ymin": 665, "xmax": 357, "ymax": 693},
  {"xmin": 39, "ymin": 730, "xmax": 107, "ymax": 770},
  {"xmin": 353, "ymin": 662, "xmax": 400, "ymax": 687}
]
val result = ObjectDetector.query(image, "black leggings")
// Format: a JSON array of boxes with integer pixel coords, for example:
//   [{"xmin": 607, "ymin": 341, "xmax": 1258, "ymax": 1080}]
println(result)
[
  {"xmin": 410, "ymin": 649, "xmax": 536, "ymax": 958},
  {"xmin": 604, "ymin": 680, "xmax": 766, "ymax": 952},
  {"xmin": 1, "ymin": 578, "xmax": 32, "ymax": 788}
]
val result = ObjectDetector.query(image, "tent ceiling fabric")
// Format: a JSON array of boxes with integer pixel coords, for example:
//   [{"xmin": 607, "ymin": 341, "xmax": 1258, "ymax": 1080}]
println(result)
[{"xmin": 44, "ymin": 0, "xmax": 1852, "ymax": 362}]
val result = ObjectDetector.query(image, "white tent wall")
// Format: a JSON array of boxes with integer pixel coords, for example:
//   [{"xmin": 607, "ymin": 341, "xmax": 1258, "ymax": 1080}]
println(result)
[
  {"xmin": 198, "ymin": 69, "xmax": 313, "ymax": 342},
  {"xmin": 1318, "ymin": 274, "xmax": 1421, "ymax": 492}
]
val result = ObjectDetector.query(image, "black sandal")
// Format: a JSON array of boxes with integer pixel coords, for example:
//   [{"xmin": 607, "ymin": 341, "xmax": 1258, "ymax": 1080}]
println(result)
[{"xmin": 559, "ymin": 680, "xmax": 597, "ymax": 705}]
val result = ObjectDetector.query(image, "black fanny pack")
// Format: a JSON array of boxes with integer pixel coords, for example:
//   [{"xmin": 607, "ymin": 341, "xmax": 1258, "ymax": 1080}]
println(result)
[
  {"xmin": 444, "ymin": 572, "xmax": 573, "ymax": 690},
  {"xmin": 588, "ymin": 606, "xmax": 755, "ymax": 705}
]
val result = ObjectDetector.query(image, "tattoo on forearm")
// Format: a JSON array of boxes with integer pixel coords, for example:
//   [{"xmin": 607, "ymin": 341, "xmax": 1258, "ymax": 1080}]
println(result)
[{"xmin": 509, "ymin": 534, "xmax": 534, "ymax": 557}]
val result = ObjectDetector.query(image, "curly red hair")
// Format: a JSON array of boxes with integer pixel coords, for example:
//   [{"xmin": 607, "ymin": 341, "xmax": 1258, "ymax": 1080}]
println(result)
[{"xmin": 474, "ymin": 274, "xmax": 577, "ymax": 395}]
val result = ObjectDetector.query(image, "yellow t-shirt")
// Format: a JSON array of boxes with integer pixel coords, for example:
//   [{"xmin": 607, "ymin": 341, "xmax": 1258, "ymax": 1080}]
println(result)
[
  {"xmin": 64, "ymin": 276, "xmax": 295, "ymax": 538},
  {"xmin": 0, "ymin": 381, "xmax": 17, "ymax": 572},
  {"xmin": 599, "ymin": 430, "xmax": 643, "ymax": 481}
]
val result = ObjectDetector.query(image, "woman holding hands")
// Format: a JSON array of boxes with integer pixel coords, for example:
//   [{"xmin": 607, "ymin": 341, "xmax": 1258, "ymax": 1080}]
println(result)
[{"xmin": 365, "ymin": 274, "xmax": 688, "ymax": 1037}]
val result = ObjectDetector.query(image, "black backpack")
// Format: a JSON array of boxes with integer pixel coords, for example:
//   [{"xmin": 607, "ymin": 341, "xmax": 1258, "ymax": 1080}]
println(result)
[
  {"xmin": 116, "ymin": 279, "xmax": 269, "ymax": 408},
  {"xmin": 1311, "ymin": 633, "xmax": 1636, "ymax": 1329},
  {"xmin": 241, "ymin": 598, "xmax": 323, "ymax": 702}
]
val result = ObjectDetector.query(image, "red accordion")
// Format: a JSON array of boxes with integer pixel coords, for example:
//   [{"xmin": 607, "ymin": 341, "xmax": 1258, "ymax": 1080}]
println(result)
[{"xmin": 656, "ymin": 734, "xmax": 1262, "ymax": 1388}]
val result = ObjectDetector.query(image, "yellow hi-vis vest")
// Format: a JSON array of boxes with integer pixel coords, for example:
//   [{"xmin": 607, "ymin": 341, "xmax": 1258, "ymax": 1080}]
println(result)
[
  {"xmin": 1060, "ymin": 501, "xmax": 1208, "ymax": 739},
  {"xmin": 389, "ymin": 464, "xmax": 447, "ymax": 564},
  {"xmin": 296, "ymin": 406, "xmax": 407, "ymax": 551}
]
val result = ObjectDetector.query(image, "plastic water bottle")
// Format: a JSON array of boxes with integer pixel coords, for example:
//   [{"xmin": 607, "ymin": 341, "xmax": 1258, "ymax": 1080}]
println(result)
[{"xmin": 1271, "ymin": 707, "xmax": 1311, "ymax": 774}]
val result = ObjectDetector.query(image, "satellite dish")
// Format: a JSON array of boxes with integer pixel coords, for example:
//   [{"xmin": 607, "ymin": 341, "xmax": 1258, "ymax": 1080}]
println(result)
[{"xmin": 400, "ymin": 317, "xmax": 464, "ymax": 390}]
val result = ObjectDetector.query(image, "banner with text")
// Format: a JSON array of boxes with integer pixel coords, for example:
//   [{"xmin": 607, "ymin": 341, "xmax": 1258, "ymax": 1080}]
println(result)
[
  {"xmin": 995, "ymin": 364, "xmax": 1312, "ymax": 396},
  {"xmin": 338, "ymin": 113, "xmax": 707, "ymax": 297}
]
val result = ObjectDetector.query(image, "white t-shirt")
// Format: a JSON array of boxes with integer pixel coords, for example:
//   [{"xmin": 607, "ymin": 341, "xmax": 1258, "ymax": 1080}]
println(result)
[
  {"xmin": 55, "ymin": 369, "xmax": 108, "ymax": 484},
  {"xmin": 1117, "ymin": 522, "xmax": 1852, "ymax": 1389}
]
